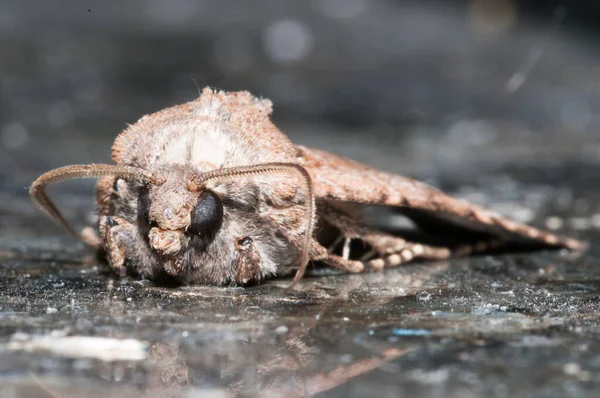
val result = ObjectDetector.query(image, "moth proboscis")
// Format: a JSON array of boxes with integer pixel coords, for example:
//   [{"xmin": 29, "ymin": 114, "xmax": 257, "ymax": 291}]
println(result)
[{"xmin": 30, "ymin": 88, "xmax": 585, "ymax": 287}]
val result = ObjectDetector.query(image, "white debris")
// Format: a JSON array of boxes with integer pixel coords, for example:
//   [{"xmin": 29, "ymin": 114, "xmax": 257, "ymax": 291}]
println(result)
[
  {"xmin": 8, "ymin": 334, "xmax": 148, "ymax": 362},
  {"xmin": 275, "ymin": 325, "xmax": 289, "ymax": 335},
  {"xmin": 417, "ymin": 291, "xmax": 431, "ymax": 302},
  {"xmin": 408, "ymin": 368, "xmax": 450, "ymax": 384}
]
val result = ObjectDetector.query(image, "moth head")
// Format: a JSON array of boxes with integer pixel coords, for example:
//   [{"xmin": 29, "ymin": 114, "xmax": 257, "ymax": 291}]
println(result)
[
  {"xmin": 29, "ymin": 162, "xmax": 315, "ymax": 288},
  {"xmin": 141, "ymin": 168, "xmax": 224, "ymax": 257}
]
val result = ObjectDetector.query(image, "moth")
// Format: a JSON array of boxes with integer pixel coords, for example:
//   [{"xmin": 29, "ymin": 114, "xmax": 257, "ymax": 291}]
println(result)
[{"xmin": 30, "ymin": 88, "xmax": 584, "ymax": 287}]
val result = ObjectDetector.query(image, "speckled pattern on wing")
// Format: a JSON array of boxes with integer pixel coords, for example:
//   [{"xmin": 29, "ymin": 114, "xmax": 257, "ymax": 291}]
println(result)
[{"xmin": 296, "ymin": 146, "xmax": 583, "ymax": 250}]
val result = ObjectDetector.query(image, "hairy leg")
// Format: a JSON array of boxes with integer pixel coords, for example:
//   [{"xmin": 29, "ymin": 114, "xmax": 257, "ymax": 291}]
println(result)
[
  {"xmin": 98, "ymin": 215, "xmax": 136, "ymax": 277},
  {"xmin": 313, "ymin": 203, "xmax": 506, "ymax": 273}
]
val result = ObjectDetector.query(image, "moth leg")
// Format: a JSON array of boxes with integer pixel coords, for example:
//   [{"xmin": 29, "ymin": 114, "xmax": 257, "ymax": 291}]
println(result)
[
  {"xmin": 318, "ymin": 202, "xmax": 507, "ymax": 272},
  {"xmin": 80, "ymin": 226, "xmax": 101, "ymax": 248},
  {"xmin": 99, "ymin": 215, "xmax": 133, "ymax": 277},
  {"xmin": 357, "ymin": 233, "xmax": 447, "ymax": 270},
  {"xmin": 327, "ymin": 235, "xmax": 345, "ymax": 254},
  {"xmin": 364, "ymin": 234, "xmax": 507, "ymax": 270},
  {"xmin": 312, "ymin": 234, "xmax": 449, "ymax": 273},
  {"xmin": 310, "ymin": 239, "xmax": 365, "ymax": 273},
  {"xmin": 319, "ymin": 203, "xmax": 405, "ymax": 264},
  {"xmin": 313, "ymin": 231, "xmax": 502, "ymax": 274},
  {"xmin": 322, "ymin": 254, "xmax": 365, "ymax": 273},
  {"xmin": 234, "ymin": 237, "xmax": 263, "ymax": 284}
]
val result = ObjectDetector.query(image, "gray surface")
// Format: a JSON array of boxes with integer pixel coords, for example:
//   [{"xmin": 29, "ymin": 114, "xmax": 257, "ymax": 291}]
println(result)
[{"xmin": 1, "ymin": 1, "xmax": 600, "ymax": 397}]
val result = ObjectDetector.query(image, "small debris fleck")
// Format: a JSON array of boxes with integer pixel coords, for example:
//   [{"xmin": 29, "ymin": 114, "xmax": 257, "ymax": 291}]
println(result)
[
  {"xmin": 417, "ymin": 291, "xmax": 431, "ymax": 302},
  {"xmin": 275, "ymin": 325, "xmax": 288, "ymax": 334}
]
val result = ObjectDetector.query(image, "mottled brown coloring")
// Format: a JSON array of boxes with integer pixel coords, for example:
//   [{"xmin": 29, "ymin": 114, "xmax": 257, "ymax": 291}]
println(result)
[{"xmin": 30, "ymin": 88, "xmax": 584, "ymax": 287}]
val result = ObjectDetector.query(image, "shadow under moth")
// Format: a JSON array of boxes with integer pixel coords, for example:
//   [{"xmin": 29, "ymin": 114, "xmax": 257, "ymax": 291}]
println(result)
[{"xmin": 30, "ymin": 88, "xmax": 584, "ymax": 287}]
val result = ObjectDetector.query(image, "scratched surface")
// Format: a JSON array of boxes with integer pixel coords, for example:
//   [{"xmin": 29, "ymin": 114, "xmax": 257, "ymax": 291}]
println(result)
[{"xmin": 2, "ymin": 1, "xmax": 600, "ymax": 397}]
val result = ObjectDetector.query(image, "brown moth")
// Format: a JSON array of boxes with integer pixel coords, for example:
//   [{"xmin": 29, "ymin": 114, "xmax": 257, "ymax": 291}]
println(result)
[{"xmin": 30, "ymin": 88, "xmax": 584, "ymax": 287}]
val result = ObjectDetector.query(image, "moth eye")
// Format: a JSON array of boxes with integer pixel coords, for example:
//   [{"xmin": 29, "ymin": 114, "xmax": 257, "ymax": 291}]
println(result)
[{"xmin": 189, "ymin": 190, "xmax": 223, "ymax": 237}]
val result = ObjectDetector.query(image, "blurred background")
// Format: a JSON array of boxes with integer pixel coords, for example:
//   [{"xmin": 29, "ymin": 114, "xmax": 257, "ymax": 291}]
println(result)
[
  {"xmin": 3, "ymin": 3, "xmax": 600, "ymax": 396},
  {"xmin": 2, "ymin": 0, "xmax": 600, "ymax": 239}
]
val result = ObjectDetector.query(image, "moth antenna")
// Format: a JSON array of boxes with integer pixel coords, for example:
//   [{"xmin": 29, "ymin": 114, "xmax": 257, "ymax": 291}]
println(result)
[
  {"xmin": 187, "ymin": 163, "xmax": 315, "ymax": 289},
  {"xmin": 30, "ymin": 164, "xmax": 161, "ymax": 245}
]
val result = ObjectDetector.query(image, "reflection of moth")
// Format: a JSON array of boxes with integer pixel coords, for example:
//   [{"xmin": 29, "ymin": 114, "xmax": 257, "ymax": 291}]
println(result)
[
  {"xmin": 30, "ymin": 89, "xmax": 584, "ymax": 287},
  {"xmin": 29, "ymin": 332, "xmax": 411, "ymax": 397}
]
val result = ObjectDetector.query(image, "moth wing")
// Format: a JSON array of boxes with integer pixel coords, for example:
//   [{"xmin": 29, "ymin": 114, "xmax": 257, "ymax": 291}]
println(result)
[{"xmin": 296, "ymin": 145, "xmax": 582, "ymax": 250}]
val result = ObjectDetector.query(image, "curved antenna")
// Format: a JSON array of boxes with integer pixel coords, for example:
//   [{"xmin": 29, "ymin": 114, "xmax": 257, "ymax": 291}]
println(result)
[
  {"xmin": 188, "ymin": 162, "xmax": 315, "ymax": 289},
  {"xmin": 30, "ymin": 164, "xmax": 160, "ymax": 244}
]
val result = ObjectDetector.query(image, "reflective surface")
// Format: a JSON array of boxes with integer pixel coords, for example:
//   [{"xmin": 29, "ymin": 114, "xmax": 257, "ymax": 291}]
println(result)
[
  {"xmin": 2, "ymin": 242, "xmax": 600, "ymax": 397},
  {"xmin": 2, "ymin": 1, "xmax": 600, "ymax": 397}
]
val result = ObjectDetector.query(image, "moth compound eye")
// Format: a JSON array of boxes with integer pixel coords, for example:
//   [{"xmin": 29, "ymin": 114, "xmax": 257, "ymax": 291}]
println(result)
[{"xmin": 189, "ymin": 190, "xmax": 223, "ymax": 237}]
